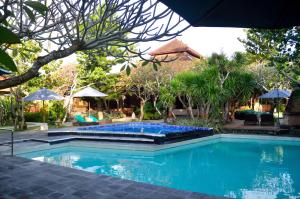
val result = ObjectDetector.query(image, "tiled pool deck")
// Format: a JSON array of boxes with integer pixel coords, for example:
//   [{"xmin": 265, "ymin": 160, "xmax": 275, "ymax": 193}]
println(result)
[{"xmin": 0, "ymin": 155, "xmax": 224, "ymax": 199}]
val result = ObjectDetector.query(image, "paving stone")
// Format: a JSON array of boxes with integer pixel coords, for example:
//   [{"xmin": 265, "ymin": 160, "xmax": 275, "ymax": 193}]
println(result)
[
  {"xmin": 81, "ymin": 192, "xmax": 105, "ymax": 199},
  {"xmin": 0, "ymin": 155, "xmax": 226, "ymax": 199},
  {"xmin": 112, "ymin": 190, "xmax": 130, "ymax": 198},
  {"xmin": 33, "ymin": 187, "xmax": 53, "ymax": 196},
  {"xmin": 47, "ymin": 192, "xmax": 65, "ymax": 199},
  {"xmin": 72, "ymin": 189, "xmax": 90, "ymax": 197}
]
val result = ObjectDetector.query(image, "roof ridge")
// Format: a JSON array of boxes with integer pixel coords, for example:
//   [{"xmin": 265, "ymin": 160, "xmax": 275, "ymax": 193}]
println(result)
[{"xmin": 149, "ymin": 38, "xmax": 201, "ymax": 59}]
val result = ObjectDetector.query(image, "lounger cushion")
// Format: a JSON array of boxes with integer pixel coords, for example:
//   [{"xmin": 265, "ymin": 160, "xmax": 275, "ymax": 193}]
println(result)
[
  {"xmin": 244, "ymin": 113, "xmax": 259, "ymax": 125},
  {"xmin": 260, "ymin": 113, "xmax": 274, "ymax": 126},
  {"xmin": 74, "ymin": 115, "xmax": 86, "ymax": 122},
  {"xmin": 88, "ymin": 115, "xmax": 98, "ymax": 122}
]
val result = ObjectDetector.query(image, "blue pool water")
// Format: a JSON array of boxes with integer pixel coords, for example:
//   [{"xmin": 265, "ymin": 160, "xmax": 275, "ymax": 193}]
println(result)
[
  {"xmin": 78, "ymin": 122, "xmax": 212, "ymax": 135},
  {"xmin": 19, "ymin": 138, "xmax": 300, "ymax": 199}
]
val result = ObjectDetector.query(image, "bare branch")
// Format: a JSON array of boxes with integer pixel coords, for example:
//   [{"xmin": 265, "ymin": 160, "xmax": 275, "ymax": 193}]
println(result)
[{"xmin": 0, "ymin": 0, "xmax": 189, "ymax": 89}]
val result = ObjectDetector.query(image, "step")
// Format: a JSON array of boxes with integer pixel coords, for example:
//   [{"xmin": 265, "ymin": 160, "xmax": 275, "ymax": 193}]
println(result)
[{"xmin": 31, "ymin": 136, "xmax": 155, "ymax": 144}]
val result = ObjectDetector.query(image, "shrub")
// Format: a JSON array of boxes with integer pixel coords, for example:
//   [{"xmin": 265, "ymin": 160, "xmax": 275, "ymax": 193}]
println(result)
[
  {"xmin": 142, "ymin": 102, "xmax": 163, "ymax": 120},
  {"xmin": 144, "ymin": 102, "xmax": 155, "ymax": 113},
  {"xmin": 0, "ymin": 97, "xmax": 12, "ymax": 126},
  {"xmin": 104, "ymin": 112, "xmax": 125, "ymax": 119},
  {"xmin": 49, "ymin": 101, "xmax": 66, "ymax": 122},
  {"xmin": 169, "ymin": 118, "xmax": 222, "ymax": 132},
  {"xmin": 24, "ymin": 112, "xmax": 46, "ymax": 122},
  {"xmin": 143, "ymin": 112, "xmax": 162, "ymax": 120}
]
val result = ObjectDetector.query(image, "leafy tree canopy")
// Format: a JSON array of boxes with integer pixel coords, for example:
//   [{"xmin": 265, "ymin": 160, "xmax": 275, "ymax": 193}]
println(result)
[
  {"xmin": 240, "ymin": 27, "xmax": 300, "ymax": 83},
  {"xmin": 172, "ymin": 52, "xmax": 257, "ymax": 121}
]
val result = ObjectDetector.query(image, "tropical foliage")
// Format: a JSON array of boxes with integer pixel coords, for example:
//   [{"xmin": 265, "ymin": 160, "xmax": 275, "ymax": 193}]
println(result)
[
  {"xmin": 0, "ymin": 97, "xmax": 11, "ymax": 126},
  {"xmin": 124, "ymin": 52, "xmax": 257, "ymax": 124},
  {"xmin": 128, "ymin": 62, "xmax": 175, "ymax": 120},
  {"xmin": 170, "ymin": 53, "xmax": 257, "ymax": 122},
  {"xmin": 240, "ymin": 27, "xmax": 300, "ymax": 87},
  {"xmin": 76, "ymin": 50, "xmax": 129, "ymax": 112}
]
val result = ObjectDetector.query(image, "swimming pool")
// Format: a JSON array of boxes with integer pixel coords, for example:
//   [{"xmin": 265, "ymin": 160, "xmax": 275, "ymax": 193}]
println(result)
[
  {"xmin": 19, "ymin": 136, "xmax": 300, "ymax": 199},
  {"xmin": 78, "ymin": 122, "xmax": 212, "ymax": 134},
  {"xmin": 49, "ymin": 122, "xmax": 214, "ymax": 144}
]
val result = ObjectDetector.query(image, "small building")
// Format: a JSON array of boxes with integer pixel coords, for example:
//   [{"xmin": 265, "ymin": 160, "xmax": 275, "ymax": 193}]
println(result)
[{"xmin": 149, "ymin": 38, "xmax": 203, "ymax": 73}]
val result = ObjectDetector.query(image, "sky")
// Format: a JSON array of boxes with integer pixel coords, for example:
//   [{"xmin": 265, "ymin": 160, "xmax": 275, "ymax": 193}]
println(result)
[
  {"xmin": 63, "ymin": 27, "xmax": 246, "ymax": 64},
  {"xmin": 138, "ymin": 27, "xmax": 246, "ymax": 57},
  {"xmin": 108, "ymin": 27, "xmax": 247, "ymax": 73},
  {"xmin": 62, "ymin": 1, "xmax": 247, "ymax": 73}
]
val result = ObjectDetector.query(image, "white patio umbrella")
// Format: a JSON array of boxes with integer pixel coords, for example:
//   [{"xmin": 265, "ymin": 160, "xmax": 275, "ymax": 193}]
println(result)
[
  {"xmin": 73, "ymin": 86, "xmax": 107, "ymax": 116},
  {"xmin": 23, "ymin": 88, "xmax": 64, "ymax": 122}
]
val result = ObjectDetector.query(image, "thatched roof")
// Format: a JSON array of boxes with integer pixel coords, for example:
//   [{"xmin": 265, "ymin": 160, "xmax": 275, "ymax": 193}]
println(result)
[{"xmin": 149, "ymin": 39, "xmax": 202, "ymax": 59}]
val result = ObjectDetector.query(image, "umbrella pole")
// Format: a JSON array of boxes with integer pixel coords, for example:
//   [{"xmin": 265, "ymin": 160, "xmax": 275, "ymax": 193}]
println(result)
[
  {"xmin": 88, "ymin": 101, "xmax": 90, "ymax": 117},
  {"xmin": 42, "ymin": 100, "xmax": 45, "ymax": 123},
  {"xmin": 277, "ymin": 90, "xmax": 280, "ymax": 125},
  {"xmin": 277, "ymin": 99, "xmax": 280, "ymax": 120}
]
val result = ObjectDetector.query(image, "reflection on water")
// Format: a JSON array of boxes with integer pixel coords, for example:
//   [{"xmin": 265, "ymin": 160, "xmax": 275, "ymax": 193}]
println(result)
[
  {"xmin": 260, "ymin": 146, "xmax": 284, "ymax": 164},
  {"xmin": 21, "ymin": 140, "xmax": 300, "ymax": 199},
  {"xmin": 238, "ymin": 172, "xmax": 294, "ymax": 199}
]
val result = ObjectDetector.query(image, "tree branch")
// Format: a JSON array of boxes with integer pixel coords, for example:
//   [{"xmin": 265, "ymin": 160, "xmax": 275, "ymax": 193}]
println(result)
[{"xmin": 0, "ymin": 43, "xmax": 81, "ymax": 89}]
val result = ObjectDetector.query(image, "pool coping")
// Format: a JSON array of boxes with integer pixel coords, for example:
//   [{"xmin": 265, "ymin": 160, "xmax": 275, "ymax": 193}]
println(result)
[
  {"xmin": 49, "ymin": 129, "xmax": 166, "ymax": 137},
  {"xmin": 11, "ymin": 133, "xmax": 300, "ymax": 156}
]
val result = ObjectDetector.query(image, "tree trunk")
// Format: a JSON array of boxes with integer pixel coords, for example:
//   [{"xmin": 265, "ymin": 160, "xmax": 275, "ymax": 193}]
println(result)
[
  {"xmin": 187, "ymin": 96, "xmax": 194, "ymax": 119},
  {"xmin": 121, "ymin": 97, "xmax": 125, "ymax": 109},
  {"xmin": 163, "ymin": 107, "xmax": 168, "ymax": 123},
  {"xmin": 251, "ymin": 97, "xmax": 255, "ymax": 110},
  {"xmin": 153, "ymin": 96, "xmax": 161, "ymax": 115},
  {"xmin": 196, "ymin": 105, "xmax": 200, "ymax": 118},
  {"xmin": 117, "ymin": 100, "xmax": 120, "ymax": 112},
  {"xmin": 139, "ymin": 100, "xmax": 145, "ymax": 121},
  {"xmin": 199, "ymin": 105, "xmax": 205, "ymax": 119},
  {"xmin": 11, "ymin": 87, "xmax": 26, "ymax": 130},
  {"xmin": 204, "ymin": 103, "xmax": 211, "ymax": 122},
  {"xmin": 10, "ymin": 89, "xmax": 15, "ymax": 129},
  {"xmin": 170, "ymin": 108, "xmax": 176, "ymax": 119},
  {"xmin": 187, "ymin": 106, "xmax": 194, "ymax": 119},
  {"xmin": 63, "ymin": 74, "xmax": 77, "ymax": 123},
  {"xmin": 103, "ymin": 100, "xmax": 109, "ymax": 112},
  {"xmin": 21, "ymin": 99, "xmax": 25, "ymax": 129},
  {"xmin": 178, "ymin": 96, "xmax": 187, "ymax": 109},
  {"xmin": 223, "ymin": 101, "xmax": 230, "ymax": 122}
]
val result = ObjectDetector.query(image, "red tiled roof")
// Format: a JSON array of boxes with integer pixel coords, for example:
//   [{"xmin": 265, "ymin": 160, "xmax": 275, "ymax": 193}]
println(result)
[{"xmin": 149, "ymin": 39, "xmax": 202, "ymax": 59}]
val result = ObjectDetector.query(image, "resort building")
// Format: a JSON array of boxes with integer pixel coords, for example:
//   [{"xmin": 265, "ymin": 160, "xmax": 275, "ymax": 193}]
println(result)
[{"xmin": 148, "ymin": 38, "xmax": 203, "ymax": 73}]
